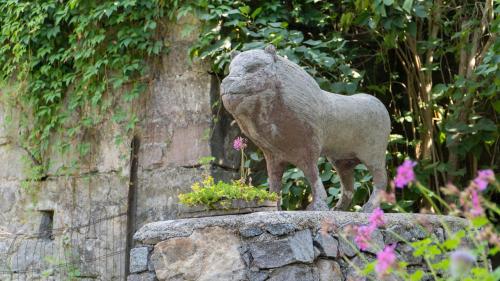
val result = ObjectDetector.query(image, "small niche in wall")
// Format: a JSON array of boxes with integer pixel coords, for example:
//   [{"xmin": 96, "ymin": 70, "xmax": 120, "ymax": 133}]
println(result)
[{"xmin": 39, "ymin": 210, "xmax": 54, "ymax": 240}]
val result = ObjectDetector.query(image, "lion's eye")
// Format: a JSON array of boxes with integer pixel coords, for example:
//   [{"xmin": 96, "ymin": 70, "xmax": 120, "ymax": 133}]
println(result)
[{"xmin": 246, "ymin": 64, "xmax": 261, "ymax": 73}]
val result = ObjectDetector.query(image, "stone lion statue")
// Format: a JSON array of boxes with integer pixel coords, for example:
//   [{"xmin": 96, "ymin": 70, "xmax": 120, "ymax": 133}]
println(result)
[{"xmin": 220, "ymin": 45, "xmax": 391, "ymax": 212}]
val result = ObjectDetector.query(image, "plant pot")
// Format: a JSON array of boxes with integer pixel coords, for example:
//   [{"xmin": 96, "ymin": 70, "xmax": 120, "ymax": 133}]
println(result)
[{"xmin": 180, "ymin": 199, "xmax": 279, "ymax": 218}]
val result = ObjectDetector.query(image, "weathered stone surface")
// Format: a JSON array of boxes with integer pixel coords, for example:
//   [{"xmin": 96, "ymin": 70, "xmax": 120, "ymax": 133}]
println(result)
[
  {"xmin": 337, "ymin": 234, "xmax": 357, "ymax": 257},
  {"xmin": 313, "ymin": 233, "xmax": 338, "ymax": 258},
  {"xmin": 316, "ymin": 259, "xmax": 343, "ymax": 281},
  {"xmin": 127, "ymin": 272, "xmax": 158, "ymax": 281},
  {"xmin": 264, "ymin": 223, "xmax": 296, "ymax": 236},
  {"xmin": 130, "ymin": 247, "xmax": 151, "ymax": 273},
  {"xmin": 268, "ymin": 264, "xmax": 317, "ymax": 281},
  {"xmin": 397, "ymin": 244, "xmax": 422, "ymax": 265},
  {"xmin": 0, "ymin": 145, "xmax": 28, "ymax": 180},
  {"xmin": 239, "ymin": 226, "xmax": 263, "ymax": 238},
  {"xmin": 134, "ymin": 211, "xmax": 468, "ymax": 245},
  {"xmin": 151, "ymin": 227, "xmax": 246, "ymax": 281},
  {"xmin": 345, "ymin": 255, "xmax": 373, "ymax": 281},
  {"xmin": 10, "ymin": 239, "xmax": 55, "ymax": 272},
  {"xmin": 249, "ymin": 229, "xmax": 314, "ymax": 269},
  {"xmin": 384, "ymin": 224, "xmax": 429, "ymax": 244},
  {"xmin": 135, "ymin": 211, "xmax": 468, "ymax": 281},
  {"xmin": 364, "ymin": 228, "xmax": 384, "ymax": 255},
  {"xmin": 246, "ymin": 270, "xmax": 269, "ymax": 281}
]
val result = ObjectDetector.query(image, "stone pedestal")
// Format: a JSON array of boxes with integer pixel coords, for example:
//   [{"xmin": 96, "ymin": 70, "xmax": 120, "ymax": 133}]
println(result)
[{"xmin": 129, "ymin": 211, "xmax": 467, "ymax": 281}]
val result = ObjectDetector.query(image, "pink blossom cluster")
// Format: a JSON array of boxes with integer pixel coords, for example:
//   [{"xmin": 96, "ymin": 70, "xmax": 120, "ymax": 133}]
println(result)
[
  {"xmin": 233, "ymin": 136, "xmax": 247, "ymax": 151},
  {"xmin": 393, "ymin": 159, "xmax": 416, "ymax": 188},
  {"xmin": 465, "ymin": 169, "xmax": 495, "ymax": 217},
  {"xmin": 352, "ymin": 207, "xmax": 398, "ymax": 277},
  {"xmin": 375, "ymin": 244, "xmax": 397, "ymax": 278},
  {"xmin": 354, "ymin": 208, "xmax": 386, "ymax": 251}
]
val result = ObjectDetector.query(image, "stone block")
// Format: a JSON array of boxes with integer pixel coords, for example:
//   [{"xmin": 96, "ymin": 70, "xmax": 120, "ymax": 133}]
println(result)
[
  {"xmin": 249, "ymin": 229, "xmax": 314, "ymax": 269},
  {"xmin": 384, "ymin": 224, "xmax": 429, "ymax": 244},
  {"xmin": 337, "ymin": 234, "xmax": 357, "ymax": 257},
  {"xmin": 246, "ymin": 270, "xmax": 269, "ymax": 281},
  {"xmin": 313, "ymin": 233, "xmax": 338, "ymax": 258},
  {"xmin": 151, "ymin": 227, "xmax": 246, "ymax": 281},
  {"xmin": 316, "ymin": 259, "xmax": 342, "ymax": 281},
  {"xmin": 268, "ymin": 264, "xmax": 317, "ymax": 281},
  {"xmin": 128, "ymin": 272, "xmax": 158, "ymax": 281},
  {"xmin": 264, "ymin": 223, "xmax": 295, "ymax": 236},
  {"xmin": 0, "ymin": 145, "xmax": 28, "ymax": 180},
  {"xmin": 239, "ymin": 226, "xmax": 263, "ymax": 238},
  {"xmin": 130, "ymin": 247, "xmax": 151, "ymax": 273}
]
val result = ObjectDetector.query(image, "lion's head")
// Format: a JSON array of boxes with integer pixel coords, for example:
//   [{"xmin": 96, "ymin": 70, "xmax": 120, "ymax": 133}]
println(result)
[
  {"xmin": 220, "ymin": 45, "xmax": 278, "ymax": 97},
  {"xmin": 220, "ymin": 45, "xmax": 323, "ymax": 116}
]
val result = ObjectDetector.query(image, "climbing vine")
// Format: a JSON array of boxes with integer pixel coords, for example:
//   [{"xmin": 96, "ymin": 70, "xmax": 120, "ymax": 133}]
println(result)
[{"xmin": 0, "ymin": 0, "xmax": 180, "ymax": 176}]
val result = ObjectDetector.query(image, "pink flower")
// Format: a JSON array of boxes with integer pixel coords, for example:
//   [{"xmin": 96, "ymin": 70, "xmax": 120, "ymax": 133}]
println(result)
[
  {"xmin": 355, "ymin": 224, "xmax": 376, "ymax": 251},
  {"xmin": 470, "ymin": 189, "xmax": 483, "ymax": 217},
  {"xmin": 376, "ymin": 244, "xmax": 397, "ymax": 277},
  {"xmin": 369, "ymin": 207, "xmax": 386, "ymax": 228},
  {"xmin": 473, "ymin": 169, "xmax": 495, "ymax": 191},
  {"xmin": 394, "ymin": 159, "xmax": 417, "ymax": 188},
  {"xmin": 233, "ymin": 136, "xmax": 247, "ymax": 151}
]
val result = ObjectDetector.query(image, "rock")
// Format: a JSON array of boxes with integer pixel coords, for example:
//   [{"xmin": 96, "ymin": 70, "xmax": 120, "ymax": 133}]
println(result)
[
  {"xmin": 127, "ymin": 272, "xmax": 157, "ymax": 281},
  {"xmin": 337, "ymin": 235, "xmax": 357, "ymax": 257},
  {"xmin": 130, "ymin": 247, "xmax": 151, "ymax": 273},
  {"xmin": 150, "ymin": 227, "xmax": 246, "ymax": 281},
  {"xmin": 249, "ymin": 229, "xmax": 314, "ymax": 269},
  {"xmin": 240, "ymin": 226, "xmax": 264, "ymax": 237},
  {"xmin": 364, "ymin": 229, "xmax": 384, "ymax": 255},
  {"xmin": 384, "ymin": 224, "xmax": 429, "ymax": 244},
  {"xmin": 313, "ymin": 233, "xmax": 338, "ymax": 258},
  {"xmin": 396, "ymin": 244, "xmax": 422, "ymax": 265},
  {"xmin": 268, "ymin": 264, "xmax": 317, "ymax": 281},
  {"xmin": 264, "ymin": 223, "xmax": 295, "ymax": 236},
  {"xmin": 247, "ymin": 270, "xmax": 269, "ymax": 281},
  {"xmin": 345, "ymin": 256, "xmax": 373, "ymax": 281},
  {"xmin": 316, "ymin": 259, "xmax": 343, "ymax": 281}
]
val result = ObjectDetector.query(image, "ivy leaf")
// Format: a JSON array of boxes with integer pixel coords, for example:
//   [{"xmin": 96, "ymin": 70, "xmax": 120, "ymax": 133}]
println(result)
[
  {"xmin": 403, "ymin": 0, "xmax": 413, "ymax": 13},
  {"xmin": 251, "ymin": 7, "xmax": 262, "ymax": 19},
  {"xmin": 239, "ymin": 5, "xmax": 250, "ymax": 16}
]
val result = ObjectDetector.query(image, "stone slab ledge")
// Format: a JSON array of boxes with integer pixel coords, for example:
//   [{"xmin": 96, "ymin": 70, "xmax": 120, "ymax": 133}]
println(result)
[{"xmin": 133, "ymin": 211, "xmax": 468, "ymax": 245}]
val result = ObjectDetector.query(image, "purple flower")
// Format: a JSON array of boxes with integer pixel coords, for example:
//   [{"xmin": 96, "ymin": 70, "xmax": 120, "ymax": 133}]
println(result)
[
  {"xmin": 473, "ymin": 169, "xmax": 495, "ymax": 191},
  {"xmin": 376, "ymin": 244, "xmax": 397, "ymax": 277},
  {"xmin": 369, "ymin": 207, "xmax": 386, "ymax": 228},
  {"xmin": 233, "ymin": 136, "xmax": 247, "ymax": 151},
  {"xmin": 470, "ymin": 189, "xmax": 483, "ymax": 217},
  {"xmin": 394, "ymin": 159, "xmax": 417, "ymax": 188},
  {"xmin": 450, "ymin": 249, "xmax": 475, "ymax": 278},
  {"xmin": 355, "ymin": 224, "xmax": 376, "ymax": 251}
]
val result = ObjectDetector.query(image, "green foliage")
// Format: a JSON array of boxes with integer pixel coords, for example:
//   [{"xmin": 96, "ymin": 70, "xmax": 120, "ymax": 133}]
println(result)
[
  {"xmin": 186, "ymin": 0, "xmax": 499, "ymax": 211},
  {"xmin": 341, "ymin": 173, "xmax": 500, "ymax": 280},
  {"xmin": 0, "ymin": 0, "xmax": 179, "ymax": 174},
  {"xmin": 178, "ymin": 176, "xmax": 279, "ymax": 209}
]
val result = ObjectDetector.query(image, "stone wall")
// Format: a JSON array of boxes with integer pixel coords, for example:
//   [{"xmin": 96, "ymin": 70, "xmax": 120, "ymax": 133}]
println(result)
[
  {"xmin": 0, "ymin": 17, "xmax": 238, "ymax": 280},
  {"xmin": 133, "ymin": 16, "xmax": 238, "ymax": 231},
  {"xmin": 129, "ymin": 211, "xmax": 468, "ymax": 281}
]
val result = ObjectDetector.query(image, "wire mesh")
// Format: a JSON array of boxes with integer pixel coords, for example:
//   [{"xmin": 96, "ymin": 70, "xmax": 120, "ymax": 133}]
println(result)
[{"xmin": 0, "ymin": 212, "xmax": 127, "ymax": 281}]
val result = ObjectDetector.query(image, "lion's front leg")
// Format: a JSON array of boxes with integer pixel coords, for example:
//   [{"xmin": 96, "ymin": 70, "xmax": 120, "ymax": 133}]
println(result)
[
  {"xmin": 299, "ymin": 162, "xmax": 329, "ymax": 211},
  {"xmin": 264, "ymin": 153, "xmax": 286, "ymax": 210}
]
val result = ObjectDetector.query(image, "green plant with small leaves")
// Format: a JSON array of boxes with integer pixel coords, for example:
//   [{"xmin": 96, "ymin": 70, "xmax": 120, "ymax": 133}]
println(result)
[{"xmin": 178, "ymin": 175, "xmax": 278, "ymax": 209}]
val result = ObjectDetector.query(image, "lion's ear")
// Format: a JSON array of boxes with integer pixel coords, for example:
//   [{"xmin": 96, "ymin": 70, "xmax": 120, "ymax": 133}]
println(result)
[
  {"xmin": 230, "ymin": 50, "xmax": 241, "ymax": 60},
  {"xmin": 264, "ymin": 44, "xmax": 276, "ymax": 55}
]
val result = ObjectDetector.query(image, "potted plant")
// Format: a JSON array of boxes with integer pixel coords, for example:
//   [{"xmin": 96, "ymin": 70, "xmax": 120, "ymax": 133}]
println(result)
[{"xmin": 178, "ymin": 137, "xmax": 279, "ymax": 217}]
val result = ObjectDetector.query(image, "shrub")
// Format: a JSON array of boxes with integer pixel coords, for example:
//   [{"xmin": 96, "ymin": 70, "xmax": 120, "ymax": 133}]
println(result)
[{"xmin": 323, "ymin": 160, "xmax": 500, "ymax": 280}]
